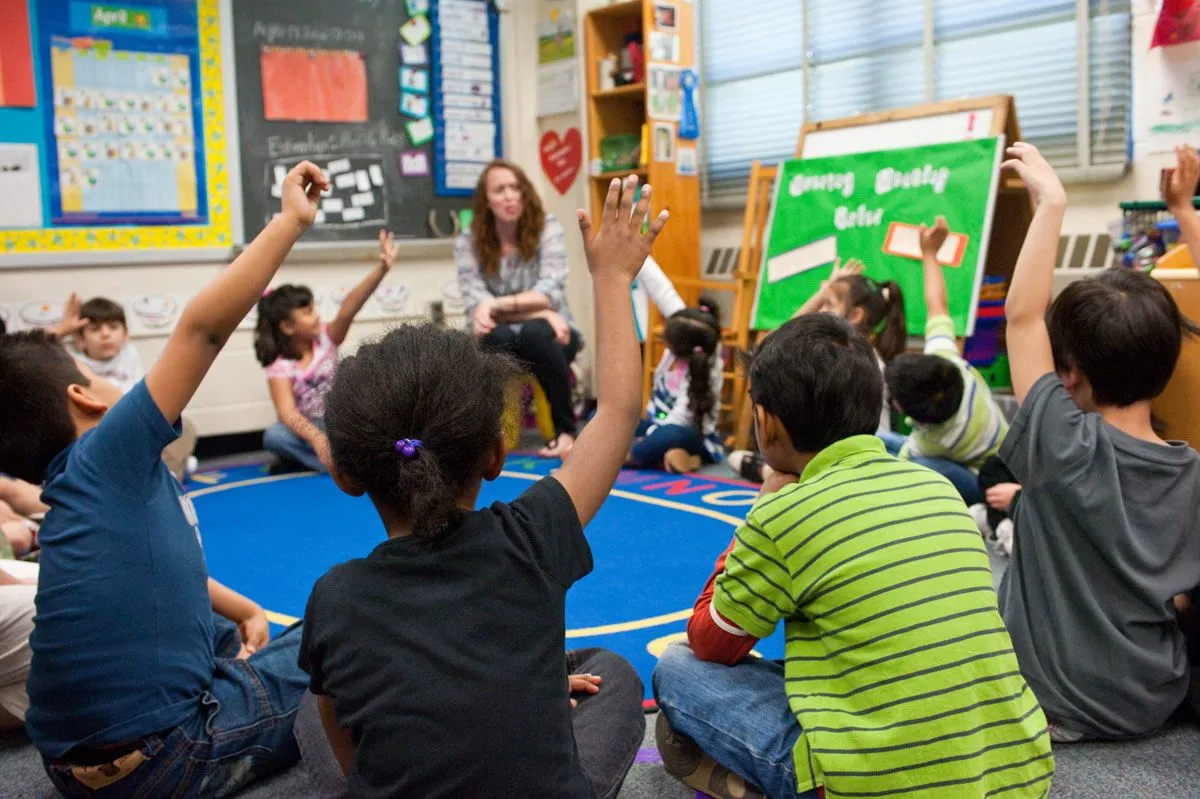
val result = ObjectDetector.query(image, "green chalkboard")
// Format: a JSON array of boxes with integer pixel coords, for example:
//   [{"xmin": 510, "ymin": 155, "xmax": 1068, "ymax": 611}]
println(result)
[{"xmin": 753, "ymin": 137, "xmax": 1005, "ymax": 336}]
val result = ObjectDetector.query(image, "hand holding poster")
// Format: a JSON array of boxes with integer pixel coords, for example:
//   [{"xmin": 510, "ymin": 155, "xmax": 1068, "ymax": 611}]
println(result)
[{"xmin": 753, "ymin": 137, "xmax": 1005, "ymax": 335}]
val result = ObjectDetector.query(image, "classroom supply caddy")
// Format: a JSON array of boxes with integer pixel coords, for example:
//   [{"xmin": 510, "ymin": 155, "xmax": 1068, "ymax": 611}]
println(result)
[{"xmin": 1111, "ymin": 199, "xmax": 1200, "ymax": 271}]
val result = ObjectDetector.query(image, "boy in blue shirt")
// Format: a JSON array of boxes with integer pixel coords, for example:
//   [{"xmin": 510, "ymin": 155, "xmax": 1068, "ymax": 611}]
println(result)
[{"xmin": 0, "ymin": 161, "xmax": 329, "ymax": 797}]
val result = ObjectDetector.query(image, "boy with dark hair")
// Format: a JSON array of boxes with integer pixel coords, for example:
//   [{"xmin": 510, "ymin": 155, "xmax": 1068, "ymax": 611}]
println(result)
[
  {"xmin": 0, "ymin": 161, "xmax": 329, "ymax": 797},
  {"xmin": 63, "ymin": 295, "xmax": 145, "ymax": 394},
  {"xmin": 1001, "ymin": 142, "xmax": 1200, "ymax": 742},
  {"xmin": 653, "ymin": 313, "xmax": 1053, "ymax": 799},
  {"xmin": 883, "ymin": 218, "xmax": 1009, "ymax": 505}
]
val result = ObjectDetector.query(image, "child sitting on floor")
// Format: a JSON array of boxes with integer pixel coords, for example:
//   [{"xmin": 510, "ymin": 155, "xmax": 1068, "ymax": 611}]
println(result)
[
  {"xmin": 729, "ymin": 259, "xmax": 906, "ymax": 483},
  {"xmin": 0, "ymin": 161, "xmax": 328, "ymax": 797},
  {"xmin": 999, "ymin": 142, "xmax": 1200, "ymax": 742},
  {"xmin": 882, "ymin": 219, "xmax": 1008, "ymax": 505},
  {"xmin": 628, "ymin": 258, "xmax": 725, "ymax": 474},
  {"xmin": 653, "ymin": 312, "xmax": 1053, "ymax": 799},
  {"xmin": 256, "ymin": 229, "xmax": 399, "ymax": 473},
  {"xmin": 54, "ymin": 294, "xmax": 197, "ymax": 480},
  {"xmin": 294, "ymin": 176, "xmax": 661, "ymax": 798}
]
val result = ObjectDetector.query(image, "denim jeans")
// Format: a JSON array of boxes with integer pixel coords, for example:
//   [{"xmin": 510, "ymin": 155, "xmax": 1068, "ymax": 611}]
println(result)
[
  {"xmin": 653, "ymin": 644, "xmax": 821, "ymax": 799},
  {"xmin": 295, "ymin": 648, "xmax": 645, "ymax": 799},
  {"xmin": 264, "ymin": 422, "xmax": 324, "ymax": 473},
  {"xmin": 877, "ymin": 432, "xmax": 983, "ymax": 506},
  {"xmin": 629, "ymin": 418, "xmax": 713, "ymax": 470},
  {"xmin": 44, "ymin": 615, "xmax": 308, "ymax": 798}
]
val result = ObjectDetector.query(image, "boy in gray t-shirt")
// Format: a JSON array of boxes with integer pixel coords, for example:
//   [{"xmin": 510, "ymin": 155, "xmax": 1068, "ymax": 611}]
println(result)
[{"xmin": 999, "ymin": 142, "xmax": 1200, "ymax": 741}]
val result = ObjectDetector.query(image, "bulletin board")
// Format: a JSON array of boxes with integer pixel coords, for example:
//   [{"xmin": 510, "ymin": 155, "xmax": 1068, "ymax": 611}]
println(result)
[
  {"xmin": 752, "ymin": 137, "xmax": 1005, "ymax": 336},
  {"xmin": 0, "ymin": 0, "xmax": 233, "ymax": 260},
  {"xmin": 231, "ymin": 0, "xmax": 503, "ymax": 244}
]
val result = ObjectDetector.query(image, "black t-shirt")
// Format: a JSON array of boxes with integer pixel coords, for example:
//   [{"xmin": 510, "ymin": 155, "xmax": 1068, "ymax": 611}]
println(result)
[{"xmin": 300, "ymin": 477, "xmax": 595, "ymax": 799}]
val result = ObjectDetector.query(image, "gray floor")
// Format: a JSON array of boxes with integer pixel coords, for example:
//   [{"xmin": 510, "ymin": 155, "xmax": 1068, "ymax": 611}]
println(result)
[{"xmin": 4, "ymin": 456, "xmax": 1199, "ymax": 797}]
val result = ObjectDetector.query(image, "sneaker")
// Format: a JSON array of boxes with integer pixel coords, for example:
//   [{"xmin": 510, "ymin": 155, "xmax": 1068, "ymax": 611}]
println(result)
[
  {"xmin": 727, "ymin": 450, "xmax": 765, "ymax": 484},
  {"xmin": 995, "ymin": 519, "xmax": 1014, "ymax": 556},
  {"xmin": 968, "ymin": 503, "xmax": 993, "ymax": 539},
  {"xmin": 655, "ymin": 712, "xmax": 766, "ymax": 799}
]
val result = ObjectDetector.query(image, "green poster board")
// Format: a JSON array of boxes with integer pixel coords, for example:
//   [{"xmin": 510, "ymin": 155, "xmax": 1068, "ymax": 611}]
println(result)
[{"xmin": 752, "ymin": 137, "xmax": 1005, "ymax": 336}]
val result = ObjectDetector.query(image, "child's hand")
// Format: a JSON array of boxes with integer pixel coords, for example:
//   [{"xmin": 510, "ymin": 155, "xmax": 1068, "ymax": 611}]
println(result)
[
  {"xmin": 51, "ymin": 292, "xmax": 90, "ymax": 338},
  {"xmin": 378, "ymin": 229, "xmax": 399, "ymax": 270},
  {"xmin": 919, "ymin": 217, "xmax": 949, "ymax": 259},
  {"xmin": 761, "ymin": 469, "xmax": 798, "ymax": 496},
  {"xmin": 1002, "ymin": 142, "xmax": 1066, "ymax": 208},
  {"xmin": 828, "ymin": 258, "xmax": 864, "ymax": 283},
  {"xmin": 1162, "ymin": 145, "xmax": 1200, "ymax": 211},
  {"xmin": 236, "ymin": 605, "xmax": 271, "ymax": 658},
  {"xmin": 280, "ymin": 161, "xmax": 329, "ymax": 229},
  {"xmin": 568, "ymin": 673, "xmax": 602, "ymax": 708},
  {"xmin": 986, "ymin": 482, "xmax": 1021, "ymax": 511},
  {"xmin": 577, "ymin": 176, "xmax": 669, "ymax": 281}
]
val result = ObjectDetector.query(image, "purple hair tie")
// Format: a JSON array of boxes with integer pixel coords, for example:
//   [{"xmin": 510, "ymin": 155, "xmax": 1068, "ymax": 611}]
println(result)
[{"xmin": 395, "ymin": 438, "xmax": 422, "ymax": 459}]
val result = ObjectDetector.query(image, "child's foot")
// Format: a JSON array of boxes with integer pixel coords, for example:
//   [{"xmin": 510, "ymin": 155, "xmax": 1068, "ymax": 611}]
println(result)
[
  {"xmin": 655, "ymin": 712, "xmax": 765, "ymax": 799},
  {"xmin": 995, "ymin": 519, "xmax": 1014, "ymax": 556},
  {"xmin": 664, "ymin": 449, "xmax": 702, "ymax": 474},
  {"xmin": 537, "ymin": 432, "xmax": 575, "ymax": 460},
  {"xmin": 727, "ymin": 450, "xmax": 765, "ymax": 484},
  {"xmin": 968, "ymin": 503, "xmax": 993, "ymax": 539}
]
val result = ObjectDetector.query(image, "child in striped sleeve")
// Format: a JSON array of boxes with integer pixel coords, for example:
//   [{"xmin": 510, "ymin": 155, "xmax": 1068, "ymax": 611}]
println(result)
[
  {"xmin": 881, "ymin": 218, "xmax": 1009, "ymax": 506},
  {"xmin": 653, "ymin": 313, "xmax": 1053, "ymax": 799}
]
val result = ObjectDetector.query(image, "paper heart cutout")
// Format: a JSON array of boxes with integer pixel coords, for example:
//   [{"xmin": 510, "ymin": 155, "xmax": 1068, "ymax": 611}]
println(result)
[{"xmin": 540, "ymin": 128, "xmax": 582, "ymax": 195}]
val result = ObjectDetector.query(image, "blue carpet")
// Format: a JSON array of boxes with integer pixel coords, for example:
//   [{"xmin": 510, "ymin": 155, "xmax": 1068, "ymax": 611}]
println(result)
[{"xmin": 186, "ymin": 454, "xmax": 782, "ymax": 700}]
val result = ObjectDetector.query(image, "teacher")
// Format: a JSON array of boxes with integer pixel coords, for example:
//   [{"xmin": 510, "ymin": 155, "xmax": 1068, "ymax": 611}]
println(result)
[{"xmin": 456, "ymin": 160, "xmax": 582, "ymax": 459}]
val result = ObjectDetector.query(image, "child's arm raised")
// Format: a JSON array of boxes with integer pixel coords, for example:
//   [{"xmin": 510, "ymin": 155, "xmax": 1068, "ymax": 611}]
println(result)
[
  {"xmin": 918, "ymin": 218, "xmax": 951, "ymax": 319},
  {"xmin": 1002, "ymin": 142, "xmax": 1068, "ymax": 403},
  {"xmin": 147, "ymin": 162, "xmax": 327, "ymax": 423},
  {"xmin": 1162, "ymin": 144, "xmax": 1200, "ymax": 270},
  {"xmin": 790, "ymin": 259, "xmax": 863, "ymax": 319},
  {"xmin": 327, "ymin": 229, "xmax": 398, "ymax": 346},
  {"xmin": 555, "ymin": 177, "xmax": 668, "ymax": 526}
]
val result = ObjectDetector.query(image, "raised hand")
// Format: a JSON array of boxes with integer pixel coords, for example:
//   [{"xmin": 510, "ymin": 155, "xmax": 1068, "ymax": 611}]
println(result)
[
  {"xmin": 51, "ymin": 292, "xmax": 90, "ymax": 338},
  {"xmin": 281, "ymin": 161, "xmax": 329, "ymax": 229},
  {"xmin": 919, "ymin": 217, "xmax": 950, "ymax": 259},
  {"xmin": 378, "ymin": 229, "xmax": 399, "ymax": 270},
  {"xmin": 1002, "ymin": 142, "xmax": 1066, "ymax": 208},
  {"xmin": 1162, "ymin": 144, "xmax": 1200, "ymax": 212},
  {"xmin": 577, "ymin": 176, "xmax": 669, "ymax": 280},
  {"xmin": 828, "ymin": 257, "xmax": 864, "ymax": 283}
]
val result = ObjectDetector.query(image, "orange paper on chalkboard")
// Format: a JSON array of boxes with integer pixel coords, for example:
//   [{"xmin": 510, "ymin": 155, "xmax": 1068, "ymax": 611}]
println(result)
[
  {"xmin": 260, "ymin": 47, "xmax": 367, "ymax": 123},
  {"xmin": 0, "ymin": 0, "xmax": 36, "ymax": 107}
]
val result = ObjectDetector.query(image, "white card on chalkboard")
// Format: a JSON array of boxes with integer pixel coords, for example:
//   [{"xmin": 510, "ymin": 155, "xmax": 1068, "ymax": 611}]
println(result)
[
  {"xmin": 355, "ymin": 170, "xmax": 371, "ymax": 192},
  {"xmin": 400, "ymin": 15, "xmax": 431, "ymax": 46},
  {"xmin": 273, "ymin": 165, "xmax": 286, "ymax": 186},
  {"xmin": 400, "ymin": 44, "xmax": 427, "ymax": 65},
  {"xmin": 369, "ymin": 165, "xmax": 384, "ymax": 186},
  {"xmin": 326, "ymin": 158, "xmax": 352, "ymax": 175},
  {"xmin": 343, "ymin": 207, "xmax": 366, "ymax": 222},
  {"xmin": 315, "ymin": 210, "xmax": 326, "ymax": 225},
  {"xmin": 270, "ymin": 184, "xmax": 281, "ymax": 198},
  {"xmin": 401, "ymin": 92, "xmax": 429, "ymax": 119},
  {"xmin": 335, "ymin": 173, "xmax": 357, "ymax": 190},
  {"xmin": 351, "ymin": 191, "xmax": 375, "ymax": 208},
  {"xmin": 323, "ymin": 198, "xmax": 345, "ymax": 213}
]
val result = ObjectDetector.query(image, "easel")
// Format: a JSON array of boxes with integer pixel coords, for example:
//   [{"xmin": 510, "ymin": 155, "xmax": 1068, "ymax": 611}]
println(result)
[{"xmin": 731, "ymin": 95, "xmax": 1030, "ymax": 451}]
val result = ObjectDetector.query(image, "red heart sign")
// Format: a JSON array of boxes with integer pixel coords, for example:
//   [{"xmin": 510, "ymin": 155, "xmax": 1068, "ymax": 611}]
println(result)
[{"xmin": 540, "ymin": 128, "xmax": 582, "ymax": 195}]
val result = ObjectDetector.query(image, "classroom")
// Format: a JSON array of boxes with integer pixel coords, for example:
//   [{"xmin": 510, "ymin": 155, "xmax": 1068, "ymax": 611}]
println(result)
[{"xmin": 1, "ymin": 1, "xmax": 1198, "ymax": 797}]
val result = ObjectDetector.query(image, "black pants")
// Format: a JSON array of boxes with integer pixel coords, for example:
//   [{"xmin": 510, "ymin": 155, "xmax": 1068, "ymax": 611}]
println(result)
[
  {"xmin": 294, "ymin": 648, "xmax": 645, "ymax": 799},
  {"xmin": 977, "ymin": 455, "xmax": 1020, "ymax": 530},
  {"xmin": 483, "ymin": 319, "xmax": 582, "ymax": 438}
]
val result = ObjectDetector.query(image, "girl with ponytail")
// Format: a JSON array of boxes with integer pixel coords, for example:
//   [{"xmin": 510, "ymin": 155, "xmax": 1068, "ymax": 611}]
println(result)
[
  {"xmin": 728, "ymin": 258, "xmax": 907, "ymax": 482},
  {"xmin": 628, "ymin": 258, "xmax": 726, "ymax": 474}
]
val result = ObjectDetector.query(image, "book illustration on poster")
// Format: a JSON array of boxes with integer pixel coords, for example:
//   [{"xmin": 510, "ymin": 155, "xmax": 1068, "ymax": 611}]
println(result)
[
  {"xmin": 430, "ymin": 0, "xmax": 502, "ymax": 196},
  {"xmin": 260, "ymin": 47, "xmax": 368, "ymax": 123},
  {"xmin": 268, "ymin": 154, "xmax": 388, "ymax": 229}
]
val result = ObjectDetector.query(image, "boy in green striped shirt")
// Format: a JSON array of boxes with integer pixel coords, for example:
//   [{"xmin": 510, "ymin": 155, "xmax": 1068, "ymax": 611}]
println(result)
[
  {"xmin": 653, "ymin": 314, "xmax": 1052, "ymax": 799},
  {"xmin": 882, "ymin": 218, "xmax": 1009, "ymax": 506}
]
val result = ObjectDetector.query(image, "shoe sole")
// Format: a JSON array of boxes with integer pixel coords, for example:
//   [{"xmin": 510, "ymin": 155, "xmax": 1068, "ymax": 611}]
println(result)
[{"xmin": 655, "ymin": 712, "xmax": 765, "ymax": 799}]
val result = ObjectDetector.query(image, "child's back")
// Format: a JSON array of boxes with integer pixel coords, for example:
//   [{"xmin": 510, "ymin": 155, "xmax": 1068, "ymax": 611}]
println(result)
[{"xmin": 1000, "ymin": 144, "xmax": 1200, "ymax": 740}]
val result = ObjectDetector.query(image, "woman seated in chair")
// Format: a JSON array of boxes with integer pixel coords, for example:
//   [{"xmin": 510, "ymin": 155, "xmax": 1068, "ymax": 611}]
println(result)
[{"xmin": 457, "ymin": 160, "xmax": 581, "ymax": 460}]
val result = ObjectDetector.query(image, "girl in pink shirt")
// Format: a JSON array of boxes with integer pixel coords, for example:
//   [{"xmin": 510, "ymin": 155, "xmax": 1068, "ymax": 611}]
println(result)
[{"xmin": 255, "ymin": 230, "xmax": 399, "ymax": 472}]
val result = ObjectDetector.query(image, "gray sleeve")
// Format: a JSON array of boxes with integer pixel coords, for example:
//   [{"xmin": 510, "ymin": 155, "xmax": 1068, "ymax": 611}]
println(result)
[
  {"xmin": 455, "ymin": 234, "xmax": 492, "ymax": 317},
  {"xmin": 999, "ymin": 372, "xmax": 1096, "ymax": 490},
  {"xmin": 533, "ymin": 215, "xmax": 570, "ymax": 312}
]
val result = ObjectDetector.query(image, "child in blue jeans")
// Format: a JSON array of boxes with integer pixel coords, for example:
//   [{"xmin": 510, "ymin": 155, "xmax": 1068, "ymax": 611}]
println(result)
[
  {"xmin": 0, "ymin": 161, "xmax": 328, "ymax": 797},
  {"xmin": 627, "ymin": 258, "xmax": 724, "ymax": 474}
]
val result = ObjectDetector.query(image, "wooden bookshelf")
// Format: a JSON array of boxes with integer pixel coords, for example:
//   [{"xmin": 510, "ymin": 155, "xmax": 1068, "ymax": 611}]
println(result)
[{"xmin": 583, "ymin": 1, "xmax": 701, "ymax": 296}]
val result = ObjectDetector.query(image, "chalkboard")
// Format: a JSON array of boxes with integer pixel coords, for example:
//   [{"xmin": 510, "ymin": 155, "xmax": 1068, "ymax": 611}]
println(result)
[{"xmin": 230, "ymin": 0, "xmax": 501, "ymax": 243}]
